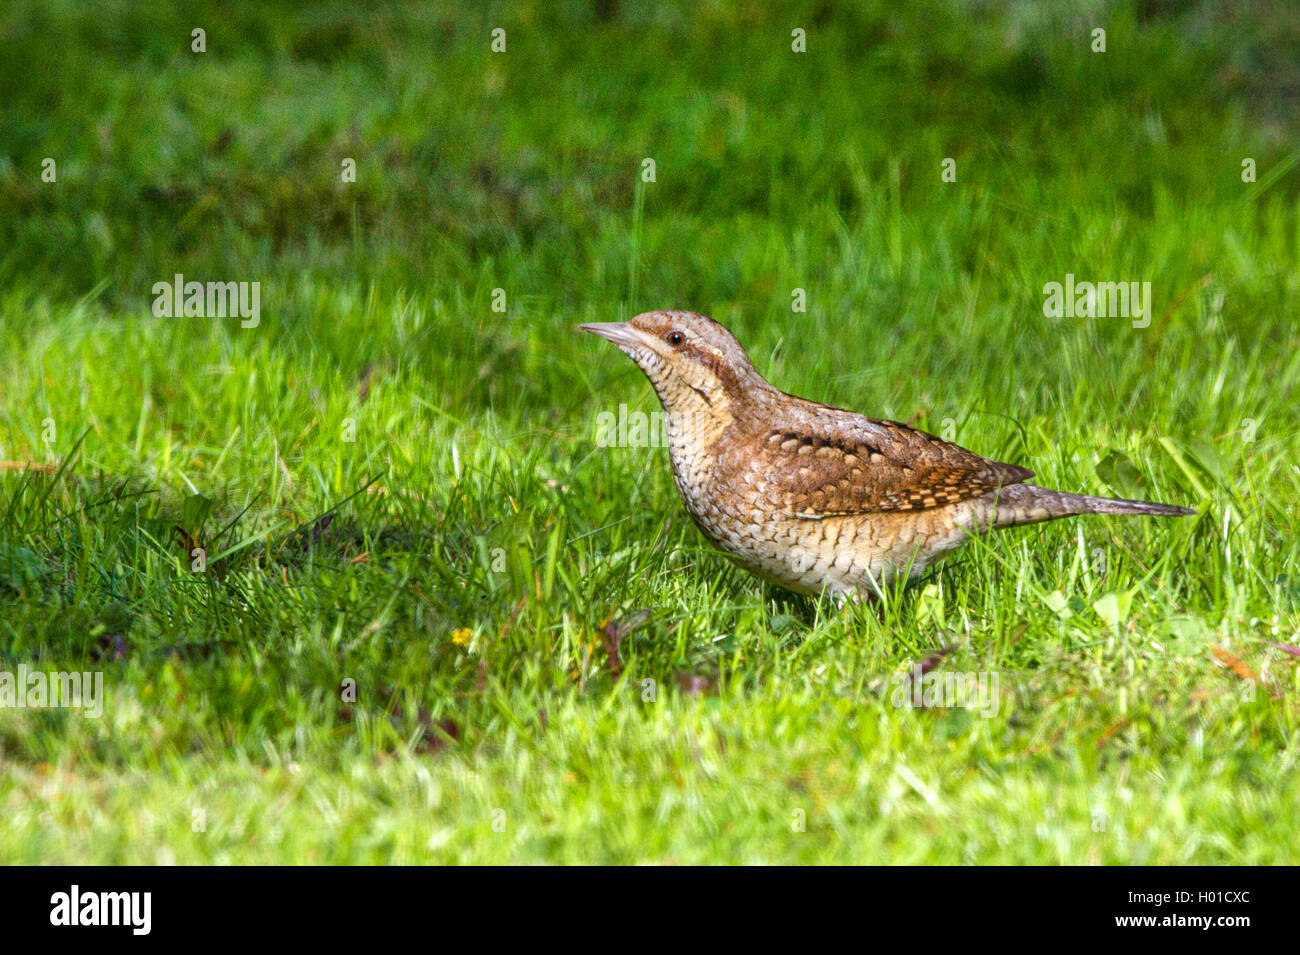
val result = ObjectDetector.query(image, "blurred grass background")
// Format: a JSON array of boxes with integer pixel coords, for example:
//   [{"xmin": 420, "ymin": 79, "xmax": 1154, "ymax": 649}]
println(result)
[{"xmin": 0, "ymin": 0, "xmax": 1297, "ymax": 863}]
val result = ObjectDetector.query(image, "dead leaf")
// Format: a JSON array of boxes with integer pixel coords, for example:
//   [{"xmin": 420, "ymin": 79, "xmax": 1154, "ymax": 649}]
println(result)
[
  {"xmin": 913, "ymin": 643, "xmax": 958, "ymax": 679},
  {"xmin": 93, "ymin": 632, "xmax": 129, "ymax": 662},
  {"xmin": 210, "ymin": 127, "xmax": 234, "ymax": 155},
  {"xmin": 1210, "ymin": 643, "xmax": 1258, "ymax": 683},
  {"xmin": 357, "ymin": 362, "xmax": 376, "ymax": 403},
  {"xmin": 293, "ymin": 513, "xmax": 335, "ymax": 553},
  {"xmin": 0, "ymin": 461, "xmax": 59, "ymax": 474},
  {"xmin": 675, "ymin": 672, "xmax": 715, "ymax": 696},
  {"xmin": 601, "ymin": 609, "xmax": 651, "ymax": 678},
  {"xmin": 1096, "ymin": 717, "xmax": 1130, "ymax": 748},
  {"xmin": 413, "ymin": 709, "xmax": 460, "ymax": 754}
]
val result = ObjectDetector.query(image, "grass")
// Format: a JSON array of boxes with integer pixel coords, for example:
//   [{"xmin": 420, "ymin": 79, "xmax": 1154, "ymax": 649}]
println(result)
[{"xmin": 0, "ymin": 0, "xmax": 1298, "ymax": 864}]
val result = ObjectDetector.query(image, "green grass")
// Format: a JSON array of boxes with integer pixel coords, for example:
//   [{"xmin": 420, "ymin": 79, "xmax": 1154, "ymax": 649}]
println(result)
[{"xmin": 1, "ymin": 0, "xmax": 1298, "ymax": 864}]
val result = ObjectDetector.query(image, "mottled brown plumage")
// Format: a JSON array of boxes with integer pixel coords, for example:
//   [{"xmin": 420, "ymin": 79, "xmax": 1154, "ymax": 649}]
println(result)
[{"xmin": 583, "ymin": 310, "xmax": 1195, "ymax": 601}]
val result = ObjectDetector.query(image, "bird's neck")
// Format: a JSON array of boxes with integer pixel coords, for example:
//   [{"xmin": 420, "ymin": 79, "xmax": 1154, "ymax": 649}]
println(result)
[{"xmin": 652, "ymin": 372, "xmax": 778, "ymax": 460}]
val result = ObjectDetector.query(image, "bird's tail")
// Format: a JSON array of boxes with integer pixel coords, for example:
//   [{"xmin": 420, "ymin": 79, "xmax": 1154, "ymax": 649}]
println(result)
[{"xmin": 985, "ymin": 483, "xmax": 1196, "ymax": 529}]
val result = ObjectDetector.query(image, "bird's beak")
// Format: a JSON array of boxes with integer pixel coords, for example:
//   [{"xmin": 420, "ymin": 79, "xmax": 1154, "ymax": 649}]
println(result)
[{"xmin": 580, "ymin": 322, "xmax": 651, "ymax": 351}]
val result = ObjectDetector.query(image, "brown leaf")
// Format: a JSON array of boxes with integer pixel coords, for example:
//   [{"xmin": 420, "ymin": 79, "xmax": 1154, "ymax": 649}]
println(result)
[
  {"xmin": 210, "ymin": 127, "xmax": 234, "ymax": 155},
  {"xmin": 174, "ymin": 525, "xmax": 200, "ymax": 558},
  {"xmin": 377, "ymin": 687, "xmax": 461, "ymax": 755},
  {"xmin": 94, "ymin": 632, "xmax": 129, "ymax": 662},
  {"xmin": 675, "ymin": 672, "xmax": 716, "ymax": 696},
  {"xmin": 0, "ymin": 461, "xmax": 59, "ymax": 474},
  {"xmin": 1210, "ymin": 644, "xmax": 1258, "ymax": 683},
  {"xmin": 414, "ymin": 708, "xmax": 460, "ymax": 754},
  {"xmin": 1096, "ymin": 717, "xmax": 1130, "ymax": 749},
  {"xmin": 602, "ymin": 609, "xmax": 651, "ymax": 678},
  {"xmin": 297, "ymin": 512, "xmax": 335, "ymax": 552},
  {"xmin": 914, "ymin": 643, "xmax": 959, "ymax": 678},
  {"xmin": 141, "ymin": 181, "xmax": 194, "ymax": 204},
  {"xmin": 357, "ymin": 362, "xmax": 376, "ymax": 403}
]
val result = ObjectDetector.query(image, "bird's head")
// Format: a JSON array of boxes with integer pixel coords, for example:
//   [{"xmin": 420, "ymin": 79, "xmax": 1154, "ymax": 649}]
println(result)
[{"xmin": 581, "ymin": 310, "xmax": 768, "ymax": 415}]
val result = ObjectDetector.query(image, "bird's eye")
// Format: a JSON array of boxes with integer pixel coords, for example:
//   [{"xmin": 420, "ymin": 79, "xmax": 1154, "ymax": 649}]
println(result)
[{"xmin": 666, "ymin": 330, "xmax": 685, "ymax": 346}]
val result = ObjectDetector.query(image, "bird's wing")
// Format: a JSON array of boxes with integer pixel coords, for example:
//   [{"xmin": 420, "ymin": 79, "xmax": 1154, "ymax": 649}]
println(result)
[{"xmin": 718, "ymin": 402, "xmax": 1033, "ymax": 517}]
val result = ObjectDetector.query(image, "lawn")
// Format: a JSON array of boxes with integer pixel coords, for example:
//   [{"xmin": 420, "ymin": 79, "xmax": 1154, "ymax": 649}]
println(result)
[{"xmin": 1, "ymin": 0, "xmax": 1297, "ymax": 864}]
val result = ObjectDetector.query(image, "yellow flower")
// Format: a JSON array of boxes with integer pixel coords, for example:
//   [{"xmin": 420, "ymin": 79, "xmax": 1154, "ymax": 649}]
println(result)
[{"xmin": 451, "ymin": 628, "xmax": 472, "ymax": 647}]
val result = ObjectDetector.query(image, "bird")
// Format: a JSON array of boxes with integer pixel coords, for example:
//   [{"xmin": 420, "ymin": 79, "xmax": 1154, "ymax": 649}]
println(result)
[{"xmin": 582, "ymin": 310, "xmax": 1196, "ymax": 602}]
